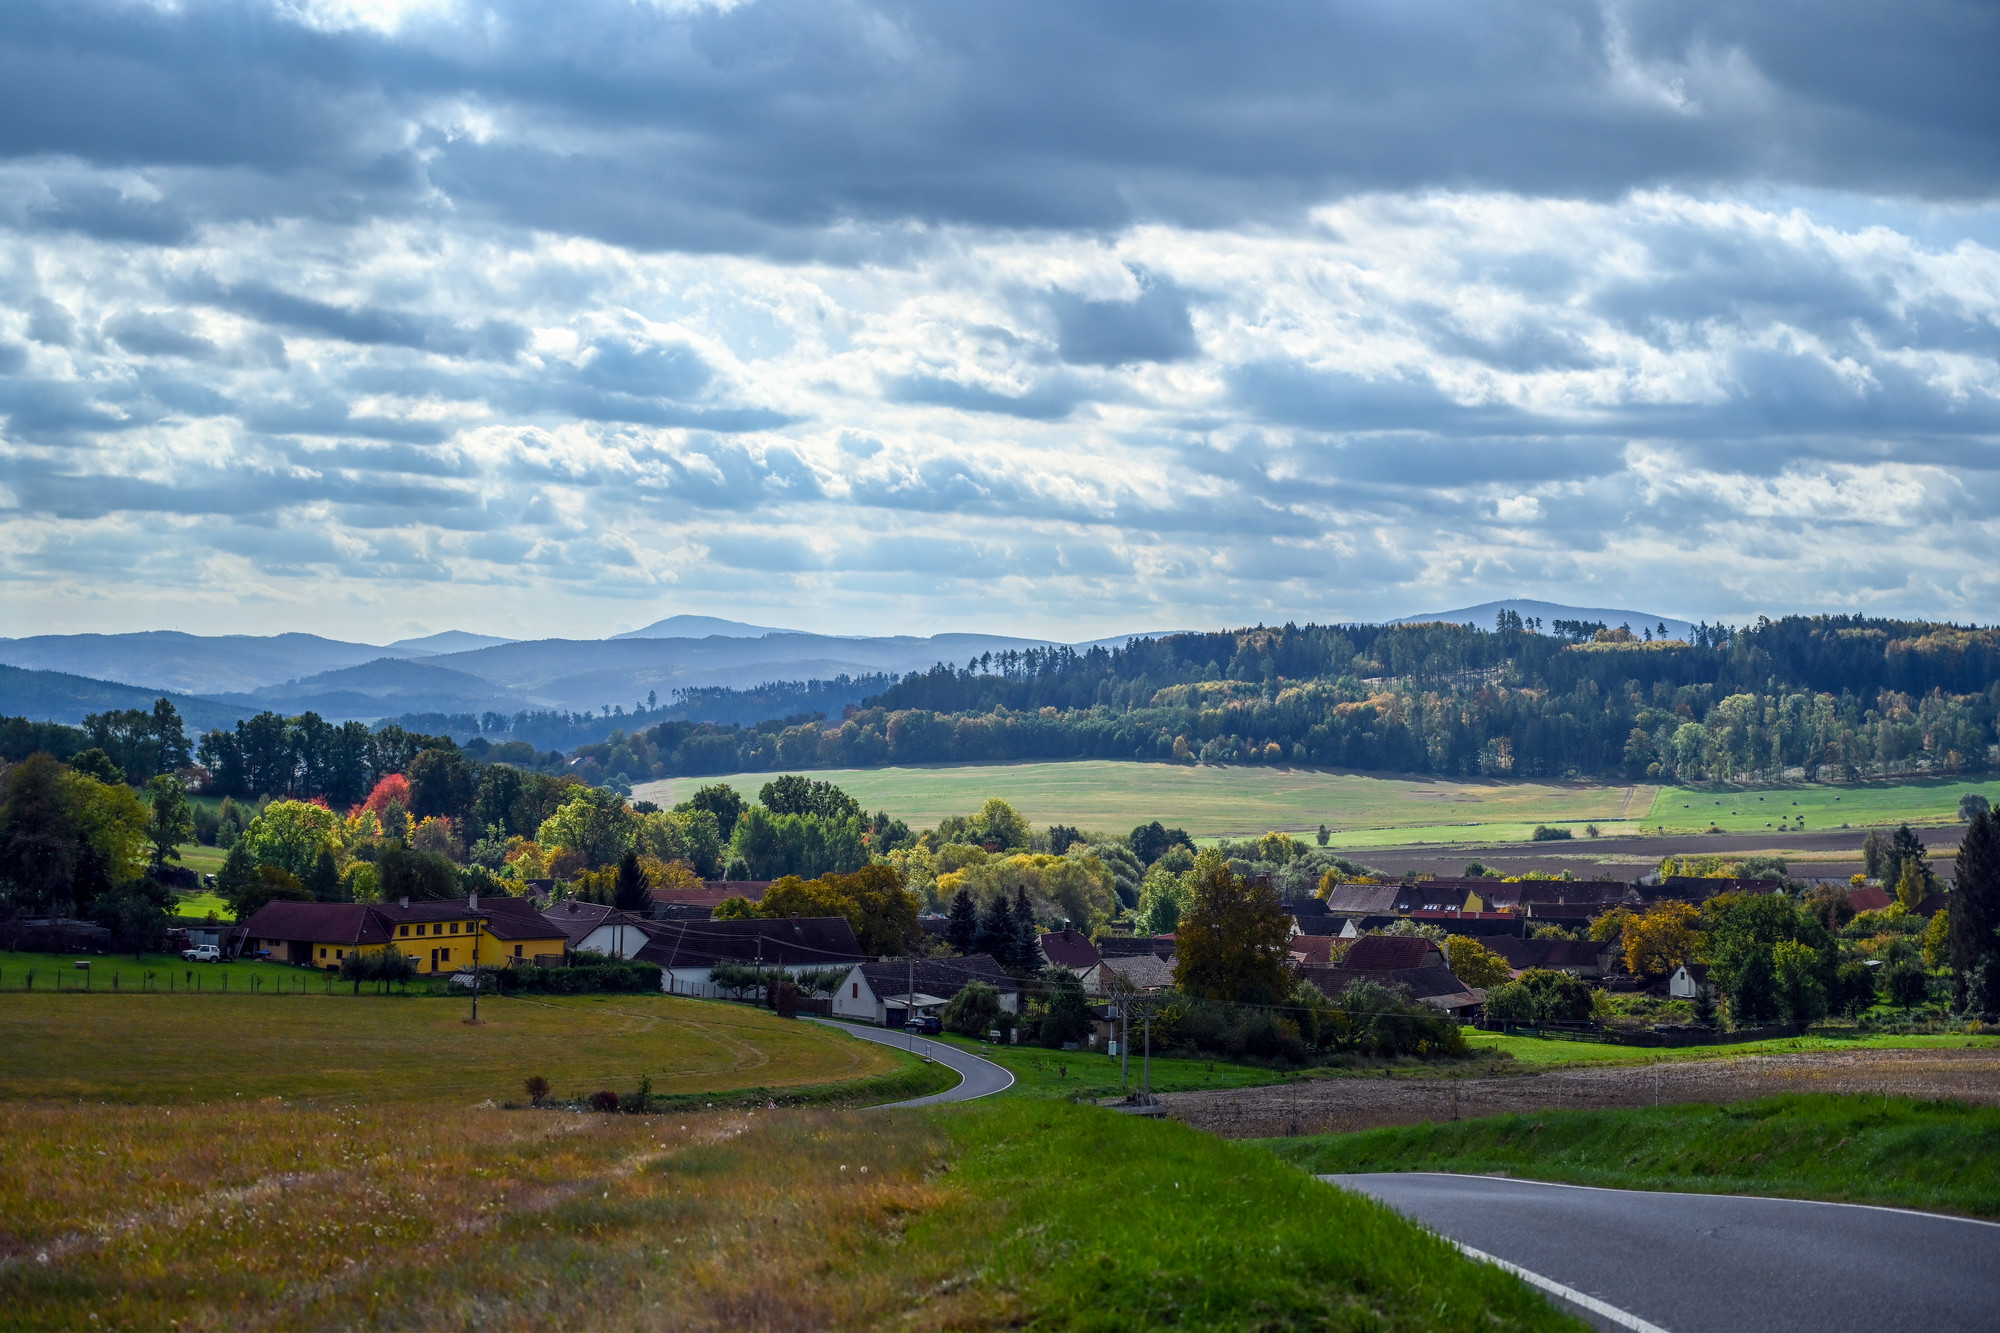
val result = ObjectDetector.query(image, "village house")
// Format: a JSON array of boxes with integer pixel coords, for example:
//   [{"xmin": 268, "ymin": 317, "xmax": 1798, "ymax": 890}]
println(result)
[
  {"xmin": 631, "ymin": 916, "xmax": 864, "ymax": 997},
  {"xmin": 830, "ymin": 954, "xmax": 1021, "ymax": 1027},
  {"xmin": 1300, "ymin": 933, "xmax": 1485, "ymax": 1015},
  {"xmin": 239, "ymin": 895, "xmax": 566, "ymax": 973},
  {"xmin": 1038, "ymin": 928, "xmax": 1101, "ymax": 974}
]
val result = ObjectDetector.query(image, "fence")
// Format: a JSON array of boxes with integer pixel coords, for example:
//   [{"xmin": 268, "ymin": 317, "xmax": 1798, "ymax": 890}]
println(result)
[{"xmin": 0, "ymin": 963, "xmax": 468, "ymax": 997}]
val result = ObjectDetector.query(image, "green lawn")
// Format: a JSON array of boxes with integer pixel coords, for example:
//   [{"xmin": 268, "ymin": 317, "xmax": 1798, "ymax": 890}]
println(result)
[
  {"xmin": 639, "ymin": 760, "xmax": 1650, "ymax": 842},
  {"xmin": 0, "ymin": 989, "xmax": 915, "ymax": 1106},
  {"xmin": 1641, "ymin": 776, "xmax": 1990, "ymax": 836},
  {"xmin": 930, "ymin": 1032, "xmax": 1311, "ymax": 1099},
  {"xmin": 171, "ymin": 841, "xmax": 228, "ymax": 876},
  {"xmin": 1265, "ymin": 1093, "xmax": 2000, "ymax": 1219},
  {"xmin": 1465, "ymin": 1029, "xmax": 2000, "ymax": 1068}
]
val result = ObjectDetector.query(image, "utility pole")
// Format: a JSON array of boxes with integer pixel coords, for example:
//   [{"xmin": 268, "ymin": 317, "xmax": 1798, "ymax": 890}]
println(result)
[
  {"xmin": 1120, "ymin": 995, "xmax": 1130, "ymax": 1093},
  {"xmin": 1142, "ymin": 1008, "xmax": 1152, "ymax": 1101},
  {"xmin": 906, "ymin": 952, "xmax": 915, "ymax": 1053}
]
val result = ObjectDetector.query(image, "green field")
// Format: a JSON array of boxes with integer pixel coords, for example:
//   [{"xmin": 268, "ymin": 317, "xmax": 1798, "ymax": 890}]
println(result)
[
  {"xmin": 1642, "ymin": 777, "xmax": 1991, "ymax": 835},
  {"xmin": 1465, "ymin": 1029, "xmax": 2000, "ymax": 1068},
  {"xmin": 639, "ymin": 761, "xmax": 1650, "ymax": 841},
  {"xmin": 1266, "ymin": 1093, "xmax": 2000, "ymax": 1219},
  {"xmin": 0, "ymin": 990, "xmax": 915, "ymax": 1106}
]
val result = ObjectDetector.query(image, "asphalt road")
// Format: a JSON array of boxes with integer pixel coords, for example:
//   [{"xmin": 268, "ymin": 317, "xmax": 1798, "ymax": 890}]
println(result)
[
  {"xmin": 809, "ymin": 1019, "xmax": 1015, "ymax": 1107},
  {"xmin": 1327, "ymin": 1173, "xmax": 2000, "ymax": 1333}
]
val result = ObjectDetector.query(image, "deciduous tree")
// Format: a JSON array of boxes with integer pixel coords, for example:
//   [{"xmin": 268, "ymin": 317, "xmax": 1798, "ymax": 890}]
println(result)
[{"xmin": 1172, "ymin": 850, "xmax": 1291, "ymax": 1006}]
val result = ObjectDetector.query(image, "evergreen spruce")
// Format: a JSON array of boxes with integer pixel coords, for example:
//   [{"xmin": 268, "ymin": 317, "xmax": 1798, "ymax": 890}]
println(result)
[
  {"xmin": 1951, "ymin": 808, "xmax": 2000, "ymax": 1009},
  {"xmin": 945, "ymin": 887, "xmax": 979, "ymax": 954},
  {"xmin": 1010, "ymin": 886, "xmax": 1040, "ymax": 971},
  {"xmin": 975, "ymin": 893, "xmax": 1012, "ymax": 960}
]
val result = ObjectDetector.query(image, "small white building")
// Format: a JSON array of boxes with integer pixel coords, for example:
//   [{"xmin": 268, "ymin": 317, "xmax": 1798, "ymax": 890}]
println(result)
[
  {"xmin": 1668, "ymin": 963, "xmax": 1713, "ymax": 999},
  {"xmin": 830, "ymin": 955, "xmax": 1022, "ymax": 1026}
]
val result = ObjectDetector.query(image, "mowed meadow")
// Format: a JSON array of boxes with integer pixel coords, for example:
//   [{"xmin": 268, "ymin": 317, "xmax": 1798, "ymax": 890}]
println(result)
[
  {"xmin": 0, "ymin": 992, "xmax": 915, "ymax": 1106},
  {"xmin": 640, "ymin": 761, "xmax": 1651, "ymax": 841}
]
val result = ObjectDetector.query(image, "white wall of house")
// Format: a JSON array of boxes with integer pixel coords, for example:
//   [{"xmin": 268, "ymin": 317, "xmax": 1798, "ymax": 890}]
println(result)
[
  {"xmin": 1668, "ymin": 965, "xmax": 1710, "ymax": 999},
  {"xmin": 828, "ymin": 964, "xmax": 1021, "ymax": 1024},
  {"xmin": 575, "ymin": 920, "xmax": 650, "ymax": 960},
  {"xmin": 659, "ymin": 960, "xmax": 845, "ymax": 999}
]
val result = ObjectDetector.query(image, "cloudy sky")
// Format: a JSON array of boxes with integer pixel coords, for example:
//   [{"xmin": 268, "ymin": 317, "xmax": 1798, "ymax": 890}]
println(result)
[{"xmin": 2, "ymin": 0, "xmax": 1996, "ymax": 643}]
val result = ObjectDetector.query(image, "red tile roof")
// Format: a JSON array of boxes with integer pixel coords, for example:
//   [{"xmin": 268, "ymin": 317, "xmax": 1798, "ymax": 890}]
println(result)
[{"xmin": 240, "ymin": 902, "xmax": 391, "ymax": 947}]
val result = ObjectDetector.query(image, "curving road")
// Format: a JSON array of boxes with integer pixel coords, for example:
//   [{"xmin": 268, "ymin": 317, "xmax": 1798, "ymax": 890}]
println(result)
[
  {"xmin": 1327, "ymin": 1172, "xmax": 2000, "ymax": 1333},
  {"xmin": 809, "ymin": 1019, "xmax": 1015, "ymax": 1107}
]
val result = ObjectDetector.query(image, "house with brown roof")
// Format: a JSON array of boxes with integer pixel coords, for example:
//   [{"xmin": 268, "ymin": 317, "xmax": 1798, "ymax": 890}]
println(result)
[
  {"xmin": 830, "ymin": 954, "xmax": 1021, "ymax": 1026},
  {"xmin": 1038, "ymin": 928, "xmax": 1102, "ymax": 974},
  {"xmin": 647, "ymin": 880, "xmax": 770, "ymax": 919},
  {"xmin": 1082, "ymin": 951, "xmax": 1176, "ymax": 995},
  {"xmin": 1301, "ymin": 934, "xmax": 1484, "ymax": 1013},
  {"xmin": 240, "ymin": 895, "xmax": 566, "ymax": 974},
  {"xmin": 541, "ymin": 899, "xmax": 641, "ymax": 950},
  {"xmin": 1485, "ymin": 936, "xmax": 1618, "ymax": 979},
  {"xmin": 633, "ymin": 916, "xmax": 865, "ymax": 997}
]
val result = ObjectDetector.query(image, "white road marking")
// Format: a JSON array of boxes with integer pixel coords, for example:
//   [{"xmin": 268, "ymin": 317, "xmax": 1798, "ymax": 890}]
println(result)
[{"xmin": 1453, "ymin": 1241, "xmax": 1670, "ymax": 1333}]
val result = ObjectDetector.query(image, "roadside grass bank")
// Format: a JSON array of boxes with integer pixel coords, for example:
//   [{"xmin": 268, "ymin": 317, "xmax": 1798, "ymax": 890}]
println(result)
[
  {"xmin": 1262, "ymin": 1093, "xmax": 2000, "ymax": 1220},
  {"xmin": 0, "ymin": 1097, "xmax": 1582, "ymax": 1331},
  {"xmin": 0, "ymin": 991, "xmax": 904, "ymax": 1105}
]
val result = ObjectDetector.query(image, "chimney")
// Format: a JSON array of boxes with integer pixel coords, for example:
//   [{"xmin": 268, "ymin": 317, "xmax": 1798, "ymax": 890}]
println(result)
[
  {"xmin": 400, "ymin": 896, "xmax": 409, "ymax": 909},
  {"xmin": 469, "ymin": 892, "xmax": 479, "ymax": 911}
]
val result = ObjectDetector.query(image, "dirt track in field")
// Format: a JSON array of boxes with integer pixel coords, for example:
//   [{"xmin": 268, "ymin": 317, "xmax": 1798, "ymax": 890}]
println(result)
[{"xmin": 1161, "ymin": 1046, "xmax": 2000, "ymax": 1139}]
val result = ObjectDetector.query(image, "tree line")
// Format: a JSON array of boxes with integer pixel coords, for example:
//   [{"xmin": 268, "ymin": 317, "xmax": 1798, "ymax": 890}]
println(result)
[{"xmin": 545, "ymin": 615, "xmax": 1997, "ymax": 784}]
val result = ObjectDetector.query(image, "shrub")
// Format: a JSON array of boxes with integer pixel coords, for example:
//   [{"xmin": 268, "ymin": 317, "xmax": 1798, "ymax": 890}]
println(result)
[
  {"xmin": 494, "ymin": 958, "xmax": 662, "ymax": 995},
  {"xmin": 339, "ymin": 944, "xmax": 421, "ymax": 992},
  {"xmin": 1035, "ymin": 967, "xmax": 1094, "ymax": 1048},
  {"xmin": 1531, "ymin": 825, "xmax": 1574, "ymax": 842},
  {"xmin": 942, "ymin": 979, "xmax": 1004, "ymax": 1036},
  {"xmin": 588, "ymin": 1090, "xmax": 620, "ymax": 1113},
  {"xmin": 1325, "ymin": 980, "xmax": 1466, "ymax": 1058},
  {"xmin": 523, "ymin": 1074, "xmax": 551, "ymax": 1106}
]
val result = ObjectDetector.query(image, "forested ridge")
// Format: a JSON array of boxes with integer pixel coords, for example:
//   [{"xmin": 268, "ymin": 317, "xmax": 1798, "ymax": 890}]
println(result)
[{"xmin": 557, "ymin": 615, "xmax": 1999, "ymax": 788}]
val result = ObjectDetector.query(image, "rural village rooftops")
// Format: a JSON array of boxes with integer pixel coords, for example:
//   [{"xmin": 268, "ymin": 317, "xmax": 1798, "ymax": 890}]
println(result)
[
  {"xmin": 540, "ymin": 900, "xmax": 646, "ymax": 948},
  {"xmin": 1339, "ymin": 934, "xmax": 1445, "ymax": 971},
  {"xmin": 240, "ymin": 901, "xmax": 393, "ymax": 947},
  {"xmin": 633, "ymin": 915, "xmax": 863, "ymax": 969},
  {"xmin": 854, "ymin": 954, "xmax": 1020, "ymax": 999}
]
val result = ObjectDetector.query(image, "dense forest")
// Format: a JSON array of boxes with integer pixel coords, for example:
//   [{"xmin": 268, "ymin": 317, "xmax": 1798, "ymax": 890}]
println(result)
[{"xmin": 555, "ymin": 616, "xmax": 1999, "ymax": 787}]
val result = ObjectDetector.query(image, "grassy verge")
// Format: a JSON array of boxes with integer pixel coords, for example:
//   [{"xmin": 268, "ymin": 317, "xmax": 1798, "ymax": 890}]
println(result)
[
  {"xmin": 1265, "ymin": 1093, "xmax": 2000, "ymax": 1219},
  {"xmin": 1465, "ymin": 1028, "xmax": 2000, "ymax": 1069},
  {"xmin": 0, "ymin": 1096, "xmax": 1582, "ymax": 1330},
  {"xmin": 0, "ymin": 991, "xmax": 905, "ymax": 1105}
]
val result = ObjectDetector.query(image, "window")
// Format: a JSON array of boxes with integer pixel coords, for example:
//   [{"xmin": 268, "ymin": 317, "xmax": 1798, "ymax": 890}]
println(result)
[
  {"xmin": 400, "ymin": 925, "xmax": 409, "ymax": 937},
  {"xmin": 439, "ymin": 947, "xmax": 450, "ymax": 961},
  {"xmin": 513, "ymin": 945, "xmax": 523, "ymax": 957},
  {"xmin": 318, "ymin": 947, "xmax": 326, "ymax": 958},
  {"xmin": 336, "ymin": 950, "xmax": 344, "ymax": 959},
  {"xmin": 852, "ymin": 982, "xmax": 859, "ymax": 998},
  {"xmin": 449, "ymin": 922, "xmax": 459, "ymax": 934}
]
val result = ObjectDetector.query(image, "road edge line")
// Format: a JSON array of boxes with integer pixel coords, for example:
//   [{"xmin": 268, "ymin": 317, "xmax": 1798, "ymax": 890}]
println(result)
[
  {"xmin": 1392, "ymin": 1170, "xmax": 2000, "ymax": 1231},
  {"xmin": 1453, "ymin": 1242, "xmax": 1669, "ymax": 1333}
]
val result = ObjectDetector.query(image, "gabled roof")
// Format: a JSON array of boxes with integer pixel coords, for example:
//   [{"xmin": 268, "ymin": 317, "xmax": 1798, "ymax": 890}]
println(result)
[
  {"xmin": 1289, "ymin": 935, "xmax": 1338, "ymax": 966},
  {"xmin": 1097, "ymin": 935, "xmax": 1177, "ymax": 960},
  {"xmin": 375, "ymin": 895, "xmax": 560, "ymax": 941},
  {"xmin": 1341, "ymin": 934, "xmax": 1444, "ymax": 971},
  {"xmin": 1039, "ymin": 928, "xmax": 1102, "ymax": 970},
  {"xmin": 1093, "ymin": 953, "xmax": 1175, "ymax": 991},
  {"xmin": 541, "ymin": 900, "xmax": 645, "ymax": 948},
  {"xmin": 856, "ymin": 954, "xmax": 1020, "ymax": 1000},
  {"xmin": 1321, "ymin": 884, "xmax": 1400, "ymax": 914},
  {"xmin": 1845, "ymin": 886, "xmax": 1894, "ymax": 913},
  {"xmin": 634, "ymin": 916, "xmax": 863, "ymax": 969},
  {"xmin": 1300, "ymin": 961, "xmax": 1481, "ymax": 1007},
  {"xmin": 1485, "ymin": 937, "xmax": 1612, "ymax": 971},
  {"xmin": 240, "ymin": 901, "xmax": 391, "ymax": 948}
]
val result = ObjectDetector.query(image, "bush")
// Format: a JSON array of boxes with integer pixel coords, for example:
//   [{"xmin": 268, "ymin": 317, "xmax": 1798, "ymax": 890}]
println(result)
[
  {"xmin": 1172, "ymin": 1000, "xmax": 1307, "ymax": 1062},
  {"xmin": 1035, "ymin": 967, "xmax": 1094, "ymax": 1048},
  {"xmin": 1531, "ymin": 825, "xmax": 1574, "ymax": 842},
  {"xmin": 523, "ymin": 1074, "xmax": 551, "ymax": 1106},
  {"xmin": 494, "ymin": 958, "xmax": 662, "ymax": 995},
  {"xmin": 588, "ymin": 1090, "xmax": 620, "ymax": 1113},
  {"xmin": 1325, "ymin": 980, "xmax": 1466, "ymax": 1058},
  {"xmin": 338, "ymin": 944, "xmax": 421, "ymax": 992},
  {"xmin": 942, "ymin": 979, "xmax": 1004, "ymax": 1036}
]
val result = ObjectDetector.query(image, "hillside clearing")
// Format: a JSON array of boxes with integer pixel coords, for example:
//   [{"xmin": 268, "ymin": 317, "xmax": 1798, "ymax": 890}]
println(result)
[
  {"xmin": 1642, "ymin": 777, "xmax": 1987, "ymax": 835},
  {"xmin": 639, "ymin": 761, "xmax": 1648, "ymax": 840}
]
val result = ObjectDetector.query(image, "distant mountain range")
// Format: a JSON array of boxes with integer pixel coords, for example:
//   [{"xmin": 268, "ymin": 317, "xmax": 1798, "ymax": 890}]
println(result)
[
  {"xmin": 1392, "ymin": 599, "xmax": 1692, "ymax": 641},
  {"xmin": 0, "ymin": 602, "xmax": 1686, "ymax": 731}
]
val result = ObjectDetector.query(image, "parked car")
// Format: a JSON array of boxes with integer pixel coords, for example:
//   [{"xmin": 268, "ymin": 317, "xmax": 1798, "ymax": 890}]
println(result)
[
  {"xmin": 182, "ymin": 944, "xmax": 222, "ymax": 963},
  {"xmin": 911, "ymin": 1014, "xmax": 943, "ymax": 1035}
]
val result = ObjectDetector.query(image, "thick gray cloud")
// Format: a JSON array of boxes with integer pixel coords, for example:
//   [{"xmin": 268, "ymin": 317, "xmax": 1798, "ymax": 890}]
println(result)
[{"xmin": 0, "ymin": 2, "xmax": 1996, "ymax": 638}]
